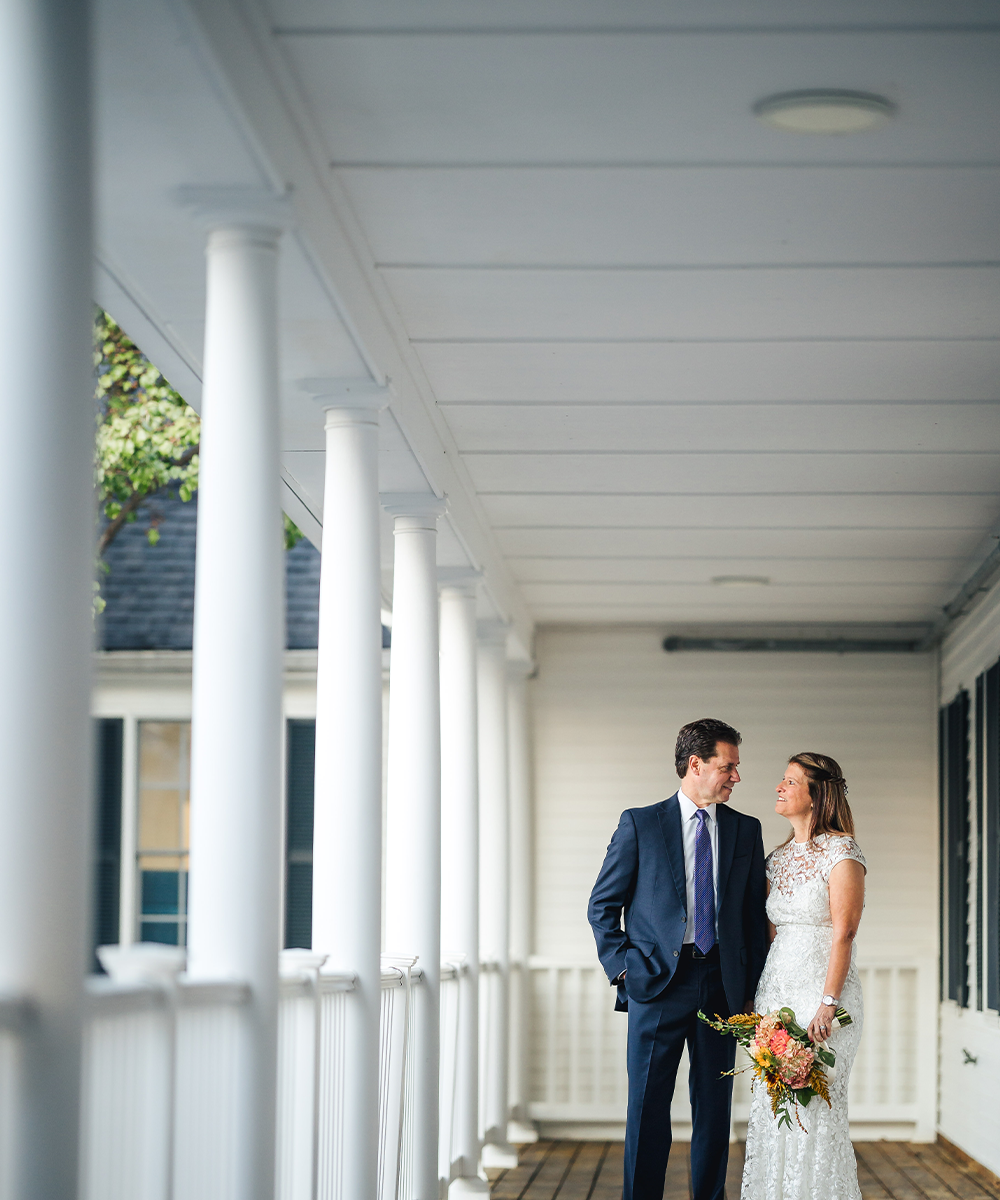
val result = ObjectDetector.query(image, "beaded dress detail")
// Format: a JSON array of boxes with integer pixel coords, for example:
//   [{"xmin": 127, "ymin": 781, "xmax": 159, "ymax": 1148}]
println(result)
[{"xmin": 741, "ymin": 834, "xmax": 867, "ymax": 1200}]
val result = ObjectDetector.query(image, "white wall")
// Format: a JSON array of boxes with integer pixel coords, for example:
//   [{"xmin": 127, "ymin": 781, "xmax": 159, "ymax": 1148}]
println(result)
[
  {"xmin": 532, "ymin": 626, "xmax": 937, "ymax": 961},
  {"xmin": 938, "ymin": 578, "xmax": 1000, "ymax": 1178},
  {"xmin": 529, "ymin": 626, "xmax": 938, "ymax": 1139}
]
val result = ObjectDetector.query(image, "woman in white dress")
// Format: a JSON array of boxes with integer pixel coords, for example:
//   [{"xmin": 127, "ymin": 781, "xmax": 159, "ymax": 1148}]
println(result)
[{"xmin": 742, "ymin": 753, "xmax": 867, "ymax": 1200}]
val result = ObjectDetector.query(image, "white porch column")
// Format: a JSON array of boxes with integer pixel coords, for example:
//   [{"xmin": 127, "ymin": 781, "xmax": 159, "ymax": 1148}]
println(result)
[
  {"xmin": 0, "ymin": 2, "xmax": 93, "ymax": 1196},
  {"xmin": 477, "ymin": 624, "xmax": 518, "ymax": 1168},
  {"xmin": 506, "ymin": 663, "xmax": 537, "ymax": 1143},
  {"xmin": 308, "ymin": 379, "xmax": 388, "ymax": 1200},
  {"xmin": 384, "ymin": 494, "xmax": 446, "ymax": 1200},
  {"xmin": 186, "ymin": 207, "xmax": 287, "ymax": 1200},
  {"xmin": 439, "ymin": 574, "xmax": 489, "ymax": 1196}
]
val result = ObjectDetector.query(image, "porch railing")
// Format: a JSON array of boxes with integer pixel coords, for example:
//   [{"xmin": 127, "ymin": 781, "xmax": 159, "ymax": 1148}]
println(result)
[
  {"xmin": 276, "ymin": 957, "xmax": 356, "ymax": 1200},
  {"xmin": 69, "ymin": 948, "xmax": 466, "ymax": 1200},
  {"xmin": 526, "ymin": 956, "xmax": 937, "ymax": 1140}
]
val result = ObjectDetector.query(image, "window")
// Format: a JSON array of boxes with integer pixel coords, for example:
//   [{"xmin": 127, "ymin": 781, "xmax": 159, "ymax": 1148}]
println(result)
[{"xmin": 137, "ymin": 721, "xmax": 191, "ymax": 945}]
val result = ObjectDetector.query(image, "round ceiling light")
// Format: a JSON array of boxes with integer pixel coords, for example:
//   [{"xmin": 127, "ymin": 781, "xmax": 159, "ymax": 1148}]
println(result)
[
  {"xmin": 711, "ymin": 575, "xmax": 771, "ymax": 588},
  {"xmin": 753, "ymin": 89, "xmax": 895, "ymax": 134}
]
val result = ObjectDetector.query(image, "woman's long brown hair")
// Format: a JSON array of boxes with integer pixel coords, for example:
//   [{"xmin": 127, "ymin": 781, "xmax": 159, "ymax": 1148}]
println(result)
[{"xmin": 782, "ymin": 752, "xmax": 855, "ymax": 845}]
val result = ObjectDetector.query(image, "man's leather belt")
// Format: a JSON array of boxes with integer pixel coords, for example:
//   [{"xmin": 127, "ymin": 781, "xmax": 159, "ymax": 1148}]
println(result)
[{"xmin": 680, "ymin": 943, "xmax": 719, "ymax": 961}]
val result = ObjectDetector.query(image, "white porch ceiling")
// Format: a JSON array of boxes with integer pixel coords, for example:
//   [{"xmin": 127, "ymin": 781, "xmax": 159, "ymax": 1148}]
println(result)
[{"xmin": 96, "ymin": 0, "xmax": 1000, "ymax": 635}]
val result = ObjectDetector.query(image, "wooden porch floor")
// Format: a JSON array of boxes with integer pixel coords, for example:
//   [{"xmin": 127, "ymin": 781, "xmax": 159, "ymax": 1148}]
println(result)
[{"xmin": 487, "ymin": 1140, "xmax": 1000, "ymax": 1200}]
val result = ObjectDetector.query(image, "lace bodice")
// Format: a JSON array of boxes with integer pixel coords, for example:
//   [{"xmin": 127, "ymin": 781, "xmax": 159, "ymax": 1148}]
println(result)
[{"xmin": 765, "ymin": 834, "xmax": 867, "ymax": 928}]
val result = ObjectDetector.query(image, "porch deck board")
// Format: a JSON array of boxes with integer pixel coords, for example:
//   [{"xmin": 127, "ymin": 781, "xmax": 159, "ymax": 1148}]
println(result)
[
  {"xmin": 487, "ymin": 1141, "xmax": 1000, "ymax": 1200},
  {"xmin": 589, "ymin": 1142, "xmax": 625, "ymax": 1200}
]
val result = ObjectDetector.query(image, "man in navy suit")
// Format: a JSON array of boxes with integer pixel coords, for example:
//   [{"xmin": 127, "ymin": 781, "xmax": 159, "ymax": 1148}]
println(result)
[{"xmin": 588, "ymin": 718, "xmax": 768, "ymax": 1200}]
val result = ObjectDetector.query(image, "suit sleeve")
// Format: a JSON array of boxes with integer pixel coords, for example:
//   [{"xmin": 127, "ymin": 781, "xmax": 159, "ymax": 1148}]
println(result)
[
  {"xmin": 588, "ymin": 810, "xmax": 638, "ymax": 985},
  {"xmin": 743, "ymin": 818, "xmax": 768, "ymax": 1010}
]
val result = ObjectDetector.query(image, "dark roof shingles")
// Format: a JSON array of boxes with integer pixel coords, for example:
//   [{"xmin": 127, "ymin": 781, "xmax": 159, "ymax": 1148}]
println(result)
[{"xmin": 98, "ymin": 489, "xmax": 321, "ymax": 651}]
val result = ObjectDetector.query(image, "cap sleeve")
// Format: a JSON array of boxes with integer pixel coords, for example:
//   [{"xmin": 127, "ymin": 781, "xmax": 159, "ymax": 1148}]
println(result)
[
  {"xmin": 764, "ymin": 847, "xmax": 777, "ymax": 882},
  {"xmin": 821, "ymin": 835, "xmax": 866, "ymax": 881}
]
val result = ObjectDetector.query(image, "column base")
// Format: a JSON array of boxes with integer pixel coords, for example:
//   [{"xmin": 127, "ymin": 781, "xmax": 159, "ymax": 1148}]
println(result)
[
  {"xmin": 508, "ymin": 1119, "xmax": 539, "ymax": 1144},
  {"xmin": 481, "ymin": 1141, "xmax": 519, "ymax": 1170},
  {"xmin": 449, "ymin": 1177, "xmax": 490, "ymax": 1197}
]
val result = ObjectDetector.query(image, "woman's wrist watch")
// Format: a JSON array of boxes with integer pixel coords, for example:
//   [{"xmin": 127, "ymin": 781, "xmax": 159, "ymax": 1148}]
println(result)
[{"xmin": 821, "ymin": 994, "xmax": 839, "ymax": 1007}]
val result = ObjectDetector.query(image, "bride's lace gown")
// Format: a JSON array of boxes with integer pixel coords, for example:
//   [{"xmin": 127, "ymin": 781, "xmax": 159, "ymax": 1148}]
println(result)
[{"xmin": 741, "ymin": 834, "xmax": 867, "ymax": 1200}]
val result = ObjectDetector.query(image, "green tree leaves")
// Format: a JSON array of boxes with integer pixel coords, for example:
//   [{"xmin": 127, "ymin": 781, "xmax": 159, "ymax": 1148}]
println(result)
[
  {"xmin": 93, "ymin": 310, "xmax": 306, "ymax": 617},
  {"xmin": 94, "ymin": 310, "xmax": 200, "ymax": 555}
]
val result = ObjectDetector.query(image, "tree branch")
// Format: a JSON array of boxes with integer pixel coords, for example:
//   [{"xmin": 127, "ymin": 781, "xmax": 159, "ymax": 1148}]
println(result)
[
  {"xmin": 96, "ymin": 443, "xmax": 199, "ymax": 557},
  {"xmin": 98, "ymin": 486, "xmax": 157, "ymax": 556}
]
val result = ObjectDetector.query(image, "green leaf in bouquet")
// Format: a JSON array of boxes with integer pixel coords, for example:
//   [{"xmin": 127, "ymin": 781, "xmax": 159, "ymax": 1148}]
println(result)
[{"xmin": 777, "ymin": 1007, "xmax": 810, "ymax": 1043}]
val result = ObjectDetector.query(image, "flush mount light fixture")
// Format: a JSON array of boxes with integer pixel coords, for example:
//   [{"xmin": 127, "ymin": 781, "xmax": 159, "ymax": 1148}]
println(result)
[
  {"xmin": 753, "ymin": 89, "xmax": 895, "ymax": 134},
  {"xmin": 711, "ymin": 575, "xmax": 771, "ymax": 587}
]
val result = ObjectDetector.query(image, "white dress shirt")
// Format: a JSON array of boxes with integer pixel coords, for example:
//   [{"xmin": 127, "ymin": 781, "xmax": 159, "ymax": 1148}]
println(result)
[{"xmin": 677, "ymin": 788, "xmax": 720, "ymax": 944}]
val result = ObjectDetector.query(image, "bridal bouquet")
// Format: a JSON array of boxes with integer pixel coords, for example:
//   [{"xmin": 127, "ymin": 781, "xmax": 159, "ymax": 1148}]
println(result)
[{"xmin": 697, "ymin": 1005, "xmax": 852, "ymax": 1130}]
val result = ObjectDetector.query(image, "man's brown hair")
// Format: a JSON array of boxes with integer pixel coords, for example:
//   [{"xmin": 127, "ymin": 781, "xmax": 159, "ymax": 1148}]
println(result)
[{"xmin": 674, "ymin": 718, "xmax": 742, "ymax": 779}]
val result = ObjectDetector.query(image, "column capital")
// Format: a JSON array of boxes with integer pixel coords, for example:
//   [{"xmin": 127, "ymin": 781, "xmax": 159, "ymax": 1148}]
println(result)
[
  {"xmin": 299, "ymin": 378, "xmax": 391, "ymax": 426},
  {"xmin": 438, "ymin": 567, "xmax": 483, "ymax": 598},
  {"xmin": 381, "ymin": 492, "xmax": 448, "ymax": 521},
  {"xmin": 507, "ymin": 659, "xmax": 536, "ymax": 680},
  {"xmin": 174, "ymin": 185, "xmax": 294, "ymax": 235},
  {"xmin": 477, "ymin": 619, "xmax": 511, "ymax": 649}
]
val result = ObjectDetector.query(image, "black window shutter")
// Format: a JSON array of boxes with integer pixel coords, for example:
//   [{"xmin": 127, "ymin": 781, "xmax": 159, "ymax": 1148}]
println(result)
[
  {"xmin": 986, "ymin": 660, "xmax": 1000, "ymax": 1011},
  {"xmin": 938, "ymin": 704, "xmax": 947, "ymax": 1002},
  {"xmin": 93, "ymin": 718, "xmax": 124, "ymax": 969},
  {"xmin": 944, "ymin": 691, "xmax": 970, "ymax": 1007},
  {"xmin": 285, "ymin": 719, "xmax": 315, "ymax": 950},
  {"xmin": 975, "ymin": 673, "xmax": 985, "ymax": 1010}
]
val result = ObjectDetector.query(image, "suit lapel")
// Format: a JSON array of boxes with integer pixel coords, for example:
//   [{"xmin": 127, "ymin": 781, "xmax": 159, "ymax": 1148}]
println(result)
[
  {"xmin": 715, "ymin": 804, "xmax": 738, "ymax": 908},
  {"xmin": 657, "ymin": 794, "xmax": 687, "ymax": 908}
]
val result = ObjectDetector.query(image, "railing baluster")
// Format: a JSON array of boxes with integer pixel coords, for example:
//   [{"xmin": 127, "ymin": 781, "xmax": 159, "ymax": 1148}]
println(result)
[
  {"xmin": 568, "ymin": 968, "xmax": 582, "ymax": 1105},
  {"xmin": 592, "ymin": 970, "xmax": 604, "ymax": 1106},
  {"xmin": 855, "ymin": 966, "xmax": 866, "ymax": 1106},
  {"xmin": 887, "ymin": 968, "xmax": 900, "ymax": 1106},
  {"xmin": 546, "ymin": 967, "xmax": 559, "ymax": 1104}
]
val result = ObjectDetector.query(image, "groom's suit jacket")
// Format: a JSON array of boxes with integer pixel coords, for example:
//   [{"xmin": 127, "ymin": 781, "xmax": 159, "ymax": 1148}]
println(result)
[{"xmin": 588, "ymin": 794, "xmax": 768, "ymax": 1014}]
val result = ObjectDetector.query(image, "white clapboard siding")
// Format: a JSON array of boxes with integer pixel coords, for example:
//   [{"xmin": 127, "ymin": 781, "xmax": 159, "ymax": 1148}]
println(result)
[
  {"xmin": 529, "ymin": 626, "xmax": 938, "ymax": 1138},
  {"xmin": 938, "ymin": 1005, "xmax": 1000, "ymax": 1177},
  {"xmin": 938, "ymin": 574, "xmax": 1000, "ymax": 1178}
]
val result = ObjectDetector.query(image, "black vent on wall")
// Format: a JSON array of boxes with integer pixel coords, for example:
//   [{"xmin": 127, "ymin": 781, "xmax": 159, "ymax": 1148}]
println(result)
[
  {"xmin": 940, "ymin": 690, "xmax": 970, "ymax": 1008},
  {"xmin": 285, "ymin": 720, "xmax": 315, "ymax": 950},
  {"xmin": 93, "ymin": 718, "xmax": 124, "ymax": 968}
]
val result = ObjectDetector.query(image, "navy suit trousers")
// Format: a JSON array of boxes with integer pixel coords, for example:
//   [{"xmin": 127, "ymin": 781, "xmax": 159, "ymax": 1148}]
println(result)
[{"xmin": 624, "ymin": 950, "xmax": 737, "ymax": 1200}]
